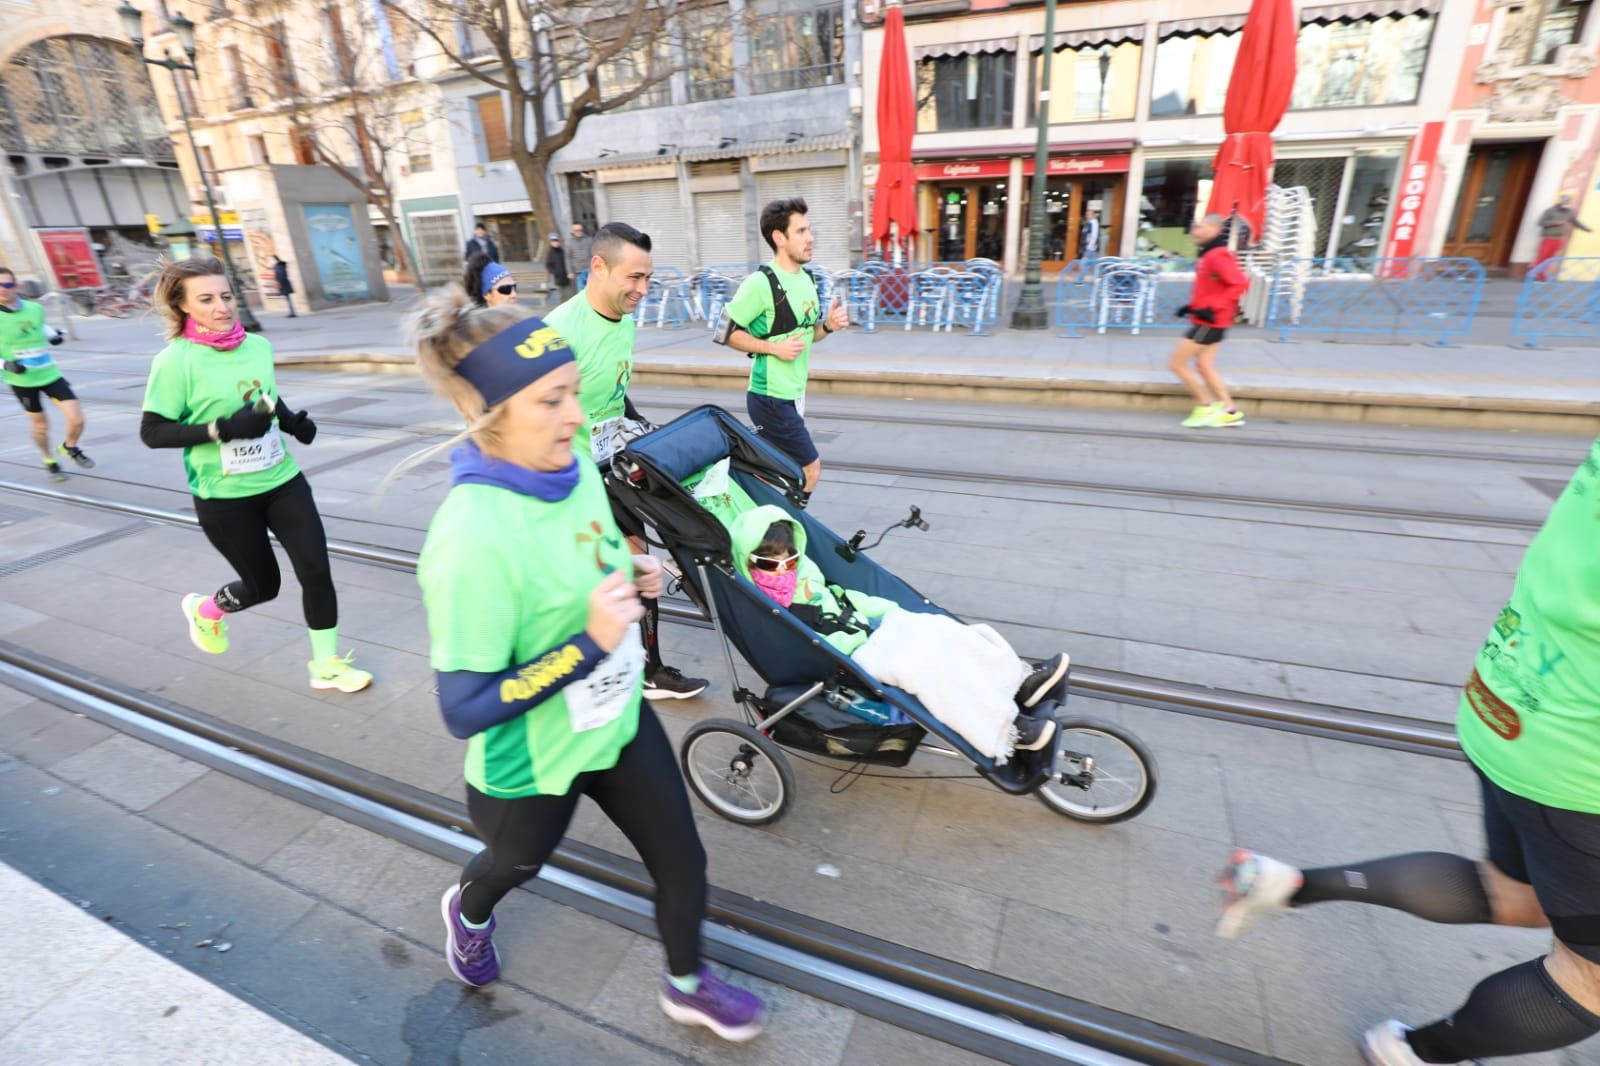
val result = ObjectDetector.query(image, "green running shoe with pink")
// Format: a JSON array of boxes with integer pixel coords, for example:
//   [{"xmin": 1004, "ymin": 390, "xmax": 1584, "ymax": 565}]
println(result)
[{"xmin": 180, "ymin": 593, "xmax": 228, "ymax": 655}]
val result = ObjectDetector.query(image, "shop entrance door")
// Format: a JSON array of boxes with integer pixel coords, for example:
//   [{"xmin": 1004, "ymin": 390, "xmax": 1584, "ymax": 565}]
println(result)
[
  {"xmin": 1441, "ymin": 142, "xmax": 1542, "ymax": 269},
  {"xmin": 933, "ymin": 182, "xmax": 1008, "ymax": 263},
  {"xmin": 1023, "ymin": 176, "xmax": 1126, "ymax": 270}
]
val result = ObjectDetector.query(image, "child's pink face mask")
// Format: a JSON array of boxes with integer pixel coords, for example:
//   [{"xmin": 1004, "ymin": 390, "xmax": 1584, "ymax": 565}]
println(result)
[{"xmin": 751, "ymin": 568, "xmax": 798, "ymax": 607}]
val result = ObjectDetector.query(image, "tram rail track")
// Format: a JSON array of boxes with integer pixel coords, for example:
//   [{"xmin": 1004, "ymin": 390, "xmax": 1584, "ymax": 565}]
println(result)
[
  {"xmin": 0, "ymin": 641, "xmax": 1282, "ymax": 1066},
  {"xmin": 0, "ymin": 479, "xmax": 1463, "ymax": 757}
]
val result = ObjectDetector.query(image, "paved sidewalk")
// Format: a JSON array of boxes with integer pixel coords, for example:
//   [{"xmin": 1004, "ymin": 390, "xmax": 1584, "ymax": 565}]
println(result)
[{"xmin": 50, "ymin": 291, "xmax": 1600, "ymax": 428}]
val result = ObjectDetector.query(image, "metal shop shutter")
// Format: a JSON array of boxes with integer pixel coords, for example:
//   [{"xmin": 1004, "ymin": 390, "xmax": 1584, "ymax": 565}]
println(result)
[
  {"xmin": 603, "ymin": 179, "xmax": 688, "ymax": 269},
  {"xmin": 756, "ymin": 167, "xmax": 850, "ymax": 271},
  {"xmin": 694, "ymin": 190, "xmax": 749, "ymax": 268},
  {"xmin": 411, "ymin": 213, "xmax": 462, "ymax": 286}
]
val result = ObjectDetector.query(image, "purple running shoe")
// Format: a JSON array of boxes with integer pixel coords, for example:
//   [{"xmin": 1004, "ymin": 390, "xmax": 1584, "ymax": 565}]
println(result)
[
  {"xmin": 440, "ymin": 884, "xmax": 499, "ymax": 987},
  {"xmin": 658, "ymin": 966, "xmax": 767, "ymax": 1042}
]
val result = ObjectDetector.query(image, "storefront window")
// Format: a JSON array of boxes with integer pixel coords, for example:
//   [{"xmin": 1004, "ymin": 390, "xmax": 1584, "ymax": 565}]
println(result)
[
  {"xmin": 932, "ymin": 182, "xmax": 1008, "ymax": 262},
  {"xmin": 1137, "ymin": 157, "xmax": 1212, "ymax": 258},
  {"xmin": 1150, "ymin": 31, "xmax": 1239, "ymax": 116},
  {"xmin": 917, "ymin": 52, "xmax": 1016, "ymax": 131},
  {"xmin": 1273, "ymin": 156, "xmax": 1347, "ymax": 257},
  {"xmin": 1292, "ymin": 14, "xmax": 1434, "ymax": 109},
  {"xmin": 1028, "ymin": 39, "xmax": 1141, "ymax": 122},
  {"xmin": 1335, "ymin": 152, "xmax": 1400, "ymax": 258}
]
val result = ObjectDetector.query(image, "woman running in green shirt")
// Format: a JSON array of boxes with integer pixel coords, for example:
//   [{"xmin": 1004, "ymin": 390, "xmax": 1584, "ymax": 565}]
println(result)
[
  {"xmin": 410, "ymin": 285, "xmax": 765, "ymax": 1042},
  {"xmin": 140, "ymin": 258, "xmax": 371, "ymax": 694}
]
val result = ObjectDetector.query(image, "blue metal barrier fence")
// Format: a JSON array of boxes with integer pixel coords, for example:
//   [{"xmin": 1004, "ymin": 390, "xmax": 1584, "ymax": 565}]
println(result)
[
  {"xmin": 1051, "ymin": 258, "xmax": 1195, "ymax": 338},
  {"xmin": 1513, "ymin": 257, "xmax": 1600, "ymax": 348},
  {"xmin": 1264, "ymin": 257, "xmax": 1484, "ymax": 347}
]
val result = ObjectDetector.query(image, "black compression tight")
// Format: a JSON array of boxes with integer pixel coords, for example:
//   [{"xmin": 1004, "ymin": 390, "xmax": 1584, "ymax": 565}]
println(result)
[
  {"xmin": 192, "ymin": 473, "xmax": 337, "ymax": 630},
  {"xmin": 1407, "ymin": 958, "xmax": 1600, "ymax": 1062},
  {"xmin": 641, "ymin": 595, "xmax": 663, "ymax": 674},
  {"xmin": 458, "ymin": 706, "xmax": 707, "ymax": 976},
  {"xmin": 1291, "ymin": 851, "xmax": 1493, "ymax": 924}
]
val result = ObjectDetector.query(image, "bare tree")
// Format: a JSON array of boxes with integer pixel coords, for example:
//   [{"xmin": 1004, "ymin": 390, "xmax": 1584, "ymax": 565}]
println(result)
[
  {"xmin": 381, "ymin": 0, "xmax": 694, "ymax": 241},
  {"xmin": 231, "ymin": 6, "xmax": 440, "ymax": 278}
]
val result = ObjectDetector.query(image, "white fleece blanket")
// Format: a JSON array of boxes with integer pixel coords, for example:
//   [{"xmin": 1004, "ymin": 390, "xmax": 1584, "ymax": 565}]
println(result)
[{"xmin": 851, "ymin": 610, "xmax": 1028, "ymax": 762}]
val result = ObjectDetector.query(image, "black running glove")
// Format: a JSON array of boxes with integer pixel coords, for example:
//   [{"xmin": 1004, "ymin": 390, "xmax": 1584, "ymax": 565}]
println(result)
[
  {"xmin": 276, "ymin": 401, "xmax": 317, "ymax": 445},
  {"xmin": 2, "ymin": 360, "xmax": 22, "ymax": 375},
  {"xmin": 1192, "ymin": 307, "xmax": 1216, "ymax": 324},
  {"xmin": 1175, "ymin": 304, "xmax": 1193, "ymax": 319},
  {"xmin": 214, "ymin": 402, "xmax": 274, "ymax": 442}
]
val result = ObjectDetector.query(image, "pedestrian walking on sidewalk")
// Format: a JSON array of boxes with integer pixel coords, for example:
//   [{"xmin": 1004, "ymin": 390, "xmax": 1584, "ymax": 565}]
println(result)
[
  {"xmin": 463, "ymin": 221, "xmax": 499, "ymax": 264},
  {"xmin": 569, "ymin": 223, "xmax": 594, "ymax": 290},
  {"xmin": 410, "ymin": 290, "xmax": 766, "ymax": 1042},
  {"xmin": 544, "ymin": 222, "xmax": 709, "ymax": 702},
  {"xmin": 463, "ymin": 254, "xmax": 517, "ymax": 309},
  {"xmin": 140, "ymin": 257, "xmax": 372, "ymax": 694},
  {"xmin": 1216, "ymin": 437, "xmax": 1600, "ymax": 1065},
  {"xmin": 715, "ymin": 197, "xmax": 848, "ymax": 503},
  {"xmin": 543, "ymin": 233, "xmax": 572, "ymax": 303},
  {"xmin": 1532, "ymin": 194, "xmax": 1591, "ymax": 281},
  {"xmin": 271, "ymin": 256, "xmax": 297, "ymax": 318},
  {"xmin": 1170, "ymin": 214, "xmax": 1248, "ymax": 428},
  {"xmin": 0, "ymin": 265, "xmax": 93, "ymax": 480}
]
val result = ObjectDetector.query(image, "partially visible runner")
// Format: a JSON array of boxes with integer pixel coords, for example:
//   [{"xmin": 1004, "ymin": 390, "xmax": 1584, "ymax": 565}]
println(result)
[
  {"xmin": 545, "ymin": 223, "xmax": 709, "ymax": 701},
  {"xmin": 140, "ymin": 258, "xmax": 372, "ymax": 693},
  {"xmin": 719, "ymin": 197, "xmax": 848, "ymax": 502},
  {"xmin": 463, "ymin": 254, "xmax": 517, "ymax": 309},
  {"xmin": 1169, "ymin": 214, "xmax": 1247, "ymax": 429},
  {"xmin": 1216, "ymin": 437, "xmax": 1600, "ymax": 1065},
  {"xmin": 410, "ymin": 288, "xmax": 766, "ymax": 1040},
  {"xmin": 0, "ymin": 266, "xmax": 93, "ymax": 480}
]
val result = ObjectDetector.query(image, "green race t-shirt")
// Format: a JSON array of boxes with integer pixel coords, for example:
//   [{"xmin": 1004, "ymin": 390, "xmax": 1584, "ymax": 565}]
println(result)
[
  {"xmin": 141, "ymin": 334, "xmax": 301, "ymax": 500},
  {"xmin": 0, "ymin": 300, "xmax": 62, "ymax": 388},
  {"xmin": 726, "ymin": 262, "xmax": 819, "ymax": 402},
  {"xmin": 545, "ymin": 292, "xmax": 634, "ymax": 457},
  {"xmin": 1458, "ymin": 436, "xmax": 1600, "ymax": 814},
  {"xmin": 418, "ymin": 457, "xmax": 642, "ymax": 798}
]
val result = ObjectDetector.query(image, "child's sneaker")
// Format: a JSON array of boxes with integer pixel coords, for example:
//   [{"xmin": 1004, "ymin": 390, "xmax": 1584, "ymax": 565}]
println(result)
[
  {"xmin": 1017, "ymin": 652, "xmax": 1070, "ymax": 708},
  {"xmin": 659, "ymin": 966, "xmax": 767, "ymax": 1042},
  {"xmin": 180, "ymin": 593, "xmax": 228, "ymax": 654},
  {"xmin": 439, "ymin": 885, "xmax": 499, "ymax": 987},
  {"xmin": 1216, "ymin": 848, "xmax": 1303, "ymax": 939},
  {"xmin": 308, "ymin": 652, "xmax": 373, "ymax": 693}
]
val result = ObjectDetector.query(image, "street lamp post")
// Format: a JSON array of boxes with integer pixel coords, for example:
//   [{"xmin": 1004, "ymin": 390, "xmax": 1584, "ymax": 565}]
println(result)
[
  {"xmin": 1010, "ymin": 0, "xmax": 1056, "ymax": 330},
  {"xmin": 118, "ymin": 1, "xmax": 262, "ymax": 332}
]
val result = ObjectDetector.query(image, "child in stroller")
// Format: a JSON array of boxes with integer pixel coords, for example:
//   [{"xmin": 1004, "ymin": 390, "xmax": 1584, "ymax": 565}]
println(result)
[{"xmin": 731, "ymin": 504, "xmax": 1068, "ymax": 764}]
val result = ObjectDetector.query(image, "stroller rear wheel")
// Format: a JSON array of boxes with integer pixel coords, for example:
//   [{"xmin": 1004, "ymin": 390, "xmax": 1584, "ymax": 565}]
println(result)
[
  {"xmin": 1035, "ymin": 717, "xmax": 1157, "ymax": 824},
  {"xmin": 680, "ymin": 718, "xmax": 795, "ymax": 826}
]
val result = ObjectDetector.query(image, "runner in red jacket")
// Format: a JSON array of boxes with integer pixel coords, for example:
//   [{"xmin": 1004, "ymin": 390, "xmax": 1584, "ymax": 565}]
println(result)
[{"xmin": 1170, "ymin": 214, "xmax": 1249, "ymax": 428}]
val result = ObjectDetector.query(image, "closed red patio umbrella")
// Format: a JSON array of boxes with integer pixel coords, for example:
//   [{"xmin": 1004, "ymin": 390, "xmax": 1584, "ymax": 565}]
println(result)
[
  {"xmin": 1206, "ymin": 0, "xmax": 1297, "ymax": 243},
  {"xmin": 871, "ymin": 5, "xmax": 917, "ymax": 260}
]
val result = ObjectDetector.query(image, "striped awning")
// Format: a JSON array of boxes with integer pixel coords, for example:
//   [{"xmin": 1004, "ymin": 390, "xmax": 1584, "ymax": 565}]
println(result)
[
  {"xmin": 914, "ymin": 37, "xmax": 1017, "ymax": 59},
  {"xmin": 1159, "ymin": 14, "xmax": 1247, "ymax": 36},
  {"xmin": 1030, "ymin": 25, "xmax": 1145, "ymax": 52},
  {"xmin": 1301, "ymin": 0, "xmax": 1440, "ymax": 21}
]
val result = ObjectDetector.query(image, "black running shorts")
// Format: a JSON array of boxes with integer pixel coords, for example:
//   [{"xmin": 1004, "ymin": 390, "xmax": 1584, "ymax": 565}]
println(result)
[
  {"xmin": 1185, "ymin": 324, "xmax": 1228, "ymax": 345},
  {"xmin": 11, "ymin": 377, "xmax": 75, "ymax": 414},
  {"xmin": 1477, "ymin": 763, "xmax": 1600, "ymax": 962}
]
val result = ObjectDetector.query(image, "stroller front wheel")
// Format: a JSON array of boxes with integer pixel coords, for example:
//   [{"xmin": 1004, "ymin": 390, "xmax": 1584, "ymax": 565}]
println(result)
[
  {"xmin": 1034, "ymin": 716, "xmax": 1158, "ymax": 824},
  {"xmin": 680, "ymin": 718, "xmax": 795, "ymax": 826}
]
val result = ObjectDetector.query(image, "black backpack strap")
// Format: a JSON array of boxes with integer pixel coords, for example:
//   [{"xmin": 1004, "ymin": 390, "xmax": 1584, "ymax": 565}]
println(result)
[{"xmin": 757, "ymin": 265, "xmax": 800, "ymax": 338}]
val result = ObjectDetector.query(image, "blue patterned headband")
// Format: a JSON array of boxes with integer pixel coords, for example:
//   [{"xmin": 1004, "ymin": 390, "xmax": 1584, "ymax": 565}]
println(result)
[
  {"xmin": 480, "ymin": 261, "xmax": 512, "ymax": 295},
  {"xmin": 455, "ymin": 316, "xmax": 574, "ymax": 407}
]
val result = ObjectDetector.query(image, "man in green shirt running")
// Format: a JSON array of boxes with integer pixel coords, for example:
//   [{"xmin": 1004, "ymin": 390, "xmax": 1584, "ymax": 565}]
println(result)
[
  {"xmin": 1213, "ymin": 438, "xmax": 1600, "ymax": 1065},
  {"xmin": 721, "ymin": 198, "xmax": 848, "ymax": 500},
  {"xmin": 545, "ymin": 223, "xmax": 709, "ymax": 702},
  {"xmin": 0, "ymin": 266, "xmax": 93, "ymax": 479}
]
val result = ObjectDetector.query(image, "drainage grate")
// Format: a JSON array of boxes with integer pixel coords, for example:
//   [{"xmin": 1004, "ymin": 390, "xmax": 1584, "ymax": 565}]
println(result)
[{"xmin": 0, "ymin": 521, "xmax": 152, "ymax": 579}]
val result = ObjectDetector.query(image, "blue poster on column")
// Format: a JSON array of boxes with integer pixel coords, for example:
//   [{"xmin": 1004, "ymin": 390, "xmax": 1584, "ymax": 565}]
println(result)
[{"xmin": 302, "ymin": 203, "xmax": 371, "ymax": 301}]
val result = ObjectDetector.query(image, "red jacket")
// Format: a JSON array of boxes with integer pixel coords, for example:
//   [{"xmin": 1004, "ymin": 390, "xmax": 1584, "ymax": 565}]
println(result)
[{"xmin": 1188, "ymin": 241, "xmax": 1249, "ymax": 328}]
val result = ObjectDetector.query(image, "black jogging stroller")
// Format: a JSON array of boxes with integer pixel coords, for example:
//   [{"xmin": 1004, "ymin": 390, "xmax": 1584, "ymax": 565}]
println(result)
[{"xmin": 604, "ymin": 405, "xmax": 1157, "ymax": 826}]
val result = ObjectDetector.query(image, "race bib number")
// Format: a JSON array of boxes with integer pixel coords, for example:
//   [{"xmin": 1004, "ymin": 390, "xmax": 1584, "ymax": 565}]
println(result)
[
  {"xmin": 12, "ymin": 347, "xmax": 50, "ymax": 369},
  {"xmin": 589, "ymin": 416, "xmax": 624, "ymax": 464},
  {"xmin": 220, "ymin": 426, "xmax": 286, "ymax": 475},
  {"xmin": 566, "ymin": 623, "xmax": 643, "ymax": 733}
]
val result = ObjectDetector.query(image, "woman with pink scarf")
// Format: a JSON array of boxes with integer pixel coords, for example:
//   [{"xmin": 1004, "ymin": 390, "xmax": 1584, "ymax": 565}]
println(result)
[{"xmin": 139, "ymin": 257, "xmax": 372, "ymax": 694}]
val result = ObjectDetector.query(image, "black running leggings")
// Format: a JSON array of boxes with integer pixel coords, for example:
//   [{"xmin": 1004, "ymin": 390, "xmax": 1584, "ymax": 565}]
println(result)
[
  {"xmin": 459, "ymin": 705, "xmax": 707, "ymax": 976},
  {"xmin": 192, "ymin": 473, "xmax": 337, "ymax": 630}
]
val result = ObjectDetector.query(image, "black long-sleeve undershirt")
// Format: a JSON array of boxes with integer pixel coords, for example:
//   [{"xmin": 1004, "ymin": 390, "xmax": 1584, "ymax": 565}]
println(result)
[{"xmin": 141, "ymin": 396, "xmax": 302, "ymax": 450}]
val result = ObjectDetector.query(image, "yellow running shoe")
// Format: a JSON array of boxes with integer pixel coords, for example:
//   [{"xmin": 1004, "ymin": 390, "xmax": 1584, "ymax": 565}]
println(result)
[
  {"xmin": 1180, "ymin": 403, "xmax": 1220, "ymax": 428},
  {"xmin": 309, "ymin": 652, "xmax": 373, "ymax": 694},
  {"xmin": 1209, "ymin": 407, "xmax": 1246, "ymax": 428},
  {"xmin": 180, "ymin": 593, "xmax": 229, "ymax": 654}
]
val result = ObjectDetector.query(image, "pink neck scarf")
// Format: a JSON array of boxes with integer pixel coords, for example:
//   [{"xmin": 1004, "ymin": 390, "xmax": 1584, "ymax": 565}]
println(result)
[{"xmin": 184, "ymin": 317, "xmax": 246, "ymax": 351}]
